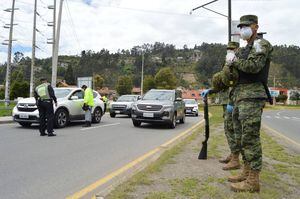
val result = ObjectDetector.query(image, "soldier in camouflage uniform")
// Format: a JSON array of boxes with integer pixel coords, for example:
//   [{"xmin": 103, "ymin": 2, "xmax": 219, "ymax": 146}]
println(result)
[
  {"xmin": 218, "ymin": 42, "xmax": 241, "ymax": 171},
  {"xmin": 226, "ymin": 15, "xmax": 273, "ymax": 192}
]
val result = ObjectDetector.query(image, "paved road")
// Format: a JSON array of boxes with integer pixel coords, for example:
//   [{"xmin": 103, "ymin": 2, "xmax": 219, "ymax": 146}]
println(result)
[
  {"xmin": 0, "ymin": 114, "xmax": 202, "ymax": 199},
  {"xmin": 262, "ymin": 110, "xmax": 300, "ymax": 143}
]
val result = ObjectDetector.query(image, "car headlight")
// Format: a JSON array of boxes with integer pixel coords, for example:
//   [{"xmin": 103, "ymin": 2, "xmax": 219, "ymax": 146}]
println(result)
[{"xmin": 193, "ymin": 106, "xmax": 198, "ymax": 110}]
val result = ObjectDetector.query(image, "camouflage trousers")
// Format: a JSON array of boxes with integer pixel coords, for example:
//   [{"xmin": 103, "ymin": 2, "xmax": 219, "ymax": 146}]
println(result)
[
  {"xmin": 232, "ymin": 100, "xmax": 265, "ymax": 171},
  {"xmin": 223, "ymin": 105, "xmax": 240, "ymax": 154}
]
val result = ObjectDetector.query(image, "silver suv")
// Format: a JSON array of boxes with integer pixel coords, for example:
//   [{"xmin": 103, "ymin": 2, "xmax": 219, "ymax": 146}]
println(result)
[
  {"xmin": 131, "ymin": 89, "xmax": 185, "ymax": 128},
  {"xmin": 109, "ymin": 95, "xmax": 140, "ymax": 118},
  {"xmin": 12, "ymin": 87, "xmax": 104, "ymax": 128}
]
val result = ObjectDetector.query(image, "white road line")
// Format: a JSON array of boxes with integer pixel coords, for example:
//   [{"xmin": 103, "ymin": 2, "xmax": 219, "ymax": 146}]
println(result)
[
  {"xmin": 80, "ymin": 123, "xmax": 120, "ymax": 131},
  {"xmin": 275, "ymin": 116, "xmax": 280, "ymax": 119},
  {"xmin": 283, "ymin": 116, "xmax": 290, "ymax": 119},
  {"xmin": 265, "ymin": 116, "xmax": 271, "ymax": 119},
  {"xmin": 292, "ymin": 117, "xmax": 300, "ymax": 120}
]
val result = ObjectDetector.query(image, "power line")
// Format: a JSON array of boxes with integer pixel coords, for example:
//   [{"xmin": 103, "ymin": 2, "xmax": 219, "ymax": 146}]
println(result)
[{"xmin": 65, "ymin": 0, "xmax": 81, "ymax": 51}]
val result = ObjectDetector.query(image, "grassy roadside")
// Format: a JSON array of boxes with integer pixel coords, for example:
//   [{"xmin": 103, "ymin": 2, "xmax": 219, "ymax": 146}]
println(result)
[
  {"xmin": 107, "ymin": 105, "xmax": 300, "ymax": 199},
  {"xmin": 0, "ymin": 102, "xmax": 15, "ymax": 117}
]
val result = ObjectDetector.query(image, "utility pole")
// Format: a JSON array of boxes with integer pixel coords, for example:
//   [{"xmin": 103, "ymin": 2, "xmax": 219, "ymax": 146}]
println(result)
[
  {"xmin": 4, "ymin": 0, "xmax": 17, "ymax": 106},
  {"xmin": 190, "ymin": 0, "xmax": 232, "ymax": 42},
  {"xmin": 141, "ymin": 52, "xmax": 144, "ymax": 96},
  {"xmin": 52, "ymin": 0, "xmax": 63, "ymax": 87},
  {"xmin": 30, "ymin": 0, "xmax": 38, "ymax": 97},
  {"xmin": 228, "ymin": 0, "xmax": 231, "ymax": 41}
]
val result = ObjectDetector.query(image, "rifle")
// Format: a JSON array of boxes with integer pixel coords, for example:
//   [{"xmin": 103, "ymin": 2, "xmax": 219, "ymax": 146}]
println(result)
[{"xmin": 198, "ymin": 95, "xmax": 209, "ymax": 159}]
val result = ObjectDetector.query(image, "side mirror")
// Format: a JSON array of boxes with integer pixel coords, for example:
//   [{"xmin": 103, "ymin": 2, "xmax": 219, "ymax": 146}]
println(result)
[{"xmin": 70, "ymin": 96, "xmax": 79, "ymax": 100}]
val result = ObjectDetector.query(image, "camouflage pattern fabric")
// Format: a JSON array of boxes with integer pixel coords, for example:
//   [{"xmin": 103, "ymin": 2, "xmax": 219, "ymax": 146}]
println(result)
[
  {"xmin": 232, "ymin": 38, "xmax": 273, "ymax": 102},
  {"xmin": 218, "ymin": 89, "xmax": 229, "ymax": 105},
  {"xmin": 212, "ymin": 72, "xmax": 228, "ymax": 92},
  {"xmin": 221, "ymin": 64, "xmax": 239, "ymax": 87},
  {"xmin": 232, "ymin": 100, "xmax": 265, "ymax": 170},
  {"xmin": 231, "ymin": 37, "xmax": 272, "ymax": 171},
  {"xmin": 223, "ymin": 105, "xmax": 240, "ymax": 154}
]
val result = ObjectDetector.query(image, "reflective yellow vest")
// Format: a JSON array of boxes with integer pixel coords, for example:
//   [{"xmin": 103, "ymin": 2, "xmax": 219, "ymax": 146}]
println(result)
[
  {"xmin": 84, "ymin": 87, "xmax": 94, "ymax": 107},
  {"xmin": 35, "ymin": 83, "xmax": 50, "ymax": 100}
]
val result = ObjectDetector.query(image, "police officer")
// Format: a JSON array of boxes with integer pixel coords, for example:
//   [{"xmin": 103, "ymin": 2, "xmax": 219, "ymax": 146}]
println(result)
[
  {"xmin": 34, "ymin": 78, "xmax": 57, "ymax": 136},
  {"xmin": 226, "ymin": 15, "xmax": 273, "ymax": 192},
  {"xmin": 82, "ymin": 85, "xmax": 94, "ymax": 127},
  {"xmin": 101, "ymin": 95, "xmax": 108, "ymax": 113},
  {"xmin": 201, "ymin": 42, "xmax": 241, "ymax": 171}
]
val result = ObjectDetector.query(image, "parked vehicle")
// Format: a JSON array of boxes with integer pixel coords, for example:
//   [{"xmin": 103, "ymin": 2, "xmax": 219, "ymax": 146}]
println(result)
[
  {"xmin": 131, "ymin": 89, "xmax": 185, "ymax": 128},
  {"xmin": 183, "ymin": 99, "xmax": 199, "ymax": 116},
  {"xmin": 12, "ymin": 87, "xmax": 105, "ymax": 128},
  {"xmin": 109, "ymin": 95, "xmax": 140, "ymax": 118}
]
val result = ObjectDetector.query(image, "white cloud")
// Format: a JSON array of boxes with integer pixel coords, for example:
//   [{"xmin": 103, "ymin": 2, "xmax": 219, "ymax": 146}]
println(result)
[{"xmin": 0, "ymin": 0, "xmax": 299, "ymax": 64}]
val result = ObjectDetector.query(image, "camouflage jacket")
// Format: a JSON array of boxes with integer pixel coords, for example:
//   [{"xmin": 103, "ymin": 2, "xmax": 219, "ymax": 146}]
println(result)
[
  {"xmin": 218, "ymin": 88, "xmax": 229, "ymax": 105},
  {"xmin": 232, "ymin": 37, "xmax": 273, "ymax": 102}
]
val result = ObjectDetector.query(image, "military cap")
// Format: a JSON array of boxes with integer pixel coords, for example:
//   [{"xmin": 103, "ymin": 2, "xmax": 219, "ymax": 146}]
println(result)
[
  {"xmin": 221, "ymin": 65, "xmax": 239, "ymax": 87},
  {"xmin": 237, "ymin": 15, "xmax": 258, "ymax": 28},
  {"xmin": 212, "ymin": 72, "xmax": 228, "ymax": 92},
  {"xmin": 227, "ymin": 41, "xmax": 240, "ymax": 50}
]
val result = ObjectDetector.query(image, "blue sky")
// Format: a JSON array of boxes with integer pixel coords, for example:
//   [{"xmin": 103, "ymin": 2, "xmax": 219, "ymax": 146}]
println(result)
[{"xmin": 83, "ymin": 0, "xmax": 92, "ymax": 5}]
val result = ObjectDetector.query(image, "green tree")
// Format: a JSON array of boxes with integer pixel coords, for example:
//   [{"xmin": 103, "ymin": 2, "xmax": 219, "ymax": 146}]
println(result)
[
  {"xmin": 64, "ymin": 65, "xmax": 75, "ymax": 85},
  {"xmin": 10, "ymin": 81, "xmax": 29, "ymax": 100},
  {"xmin": 94, "ymin": 74, "xmax": 104, "ymax": 89},
  {"xmin": 154, "ymin": 67, "xmax": 177, "ymax": 89},
  {"xmin": 143, "ymin": 75, "xmax": 156, "ymax": 93},
  {"xmin": 0, "ymin": 87, "xmax": 4, "ymax": 99},
  {"xmin": 116, "ymin": 76, "xmax": 133, "ymax": 95}
]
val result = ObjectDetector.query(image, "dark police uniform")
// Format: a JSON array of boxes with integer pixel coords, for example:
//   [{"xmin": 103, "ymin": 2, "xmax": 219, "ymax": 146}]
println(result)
[{"xmin": 34, "ymin": 82, "xmax": 57, "ymax": 136}]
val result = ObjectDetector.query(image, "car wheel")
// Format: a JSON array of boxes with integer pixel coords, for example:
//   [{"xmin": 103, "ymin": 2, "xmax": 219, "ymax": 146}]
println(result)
[
  {"xmin": 179, "ymin": 114, "xmax": 185, "ymax": 124},
  {"xmin": 19, "ymin": 122, "xmax": 32, "ymax": 127},
  {"xmin": 92, "ymin": 107, "xmax": 102, "ymax": 123},
  {"xmin": 169, "ymin": 113, "xmax": 176, "ymax": 129},
  {"xmin": 132, "ymin": 119, "xmax": 141, "ymax": 127},
  {"xmin": 110, "ymin": 113, "xmax": 116, "ymax": 118},
  {"xmin": 195, "ymin": 113, "xmax": 199, "ymax": 117},
  {"xmin": 55, "ymin": 108, "xmax": 69, "ymax": 128}
]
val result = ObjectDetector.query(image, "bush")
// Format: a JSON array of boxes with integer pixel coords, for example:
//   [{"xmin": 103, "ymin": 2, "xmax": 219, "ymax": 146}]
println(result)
[
  {"xmin": 276, "ymin": 94, "xmax": 288, "ymax": 103},
  {"xmin": 0, "ymin": 87, "xmax": 4, "ymax": 99},
  {"xmin": 10, "ymin": 81, "xmax": 29, "ymax": 100}
]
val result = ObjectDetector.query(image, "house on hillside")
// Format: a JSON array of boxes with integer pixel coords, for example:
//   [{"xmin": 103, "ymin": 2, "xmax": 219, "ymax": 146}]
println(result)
[{"xmin": 182, "ymin": 89, "xmax": 201, "ymax": 101}]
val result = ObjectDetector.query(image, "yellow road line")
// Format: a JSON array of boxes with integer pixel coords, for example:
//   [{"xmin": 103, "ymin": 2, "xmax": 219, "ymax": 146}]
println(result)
[
  {"xmin": 66, "ymin": 119, "xmax": 204, "ymax": 199},
  {"xmin": 263, "ymin": 124, "xmax": 300, "ymax": 147}
]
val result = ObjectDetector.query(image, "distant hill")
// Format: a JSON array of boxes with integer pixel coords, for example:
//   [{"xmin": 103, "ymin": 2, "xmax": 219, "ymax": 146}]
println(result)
[{"xmin": 0, "ymin": 42, "xmax": 299, "ymax": 89}]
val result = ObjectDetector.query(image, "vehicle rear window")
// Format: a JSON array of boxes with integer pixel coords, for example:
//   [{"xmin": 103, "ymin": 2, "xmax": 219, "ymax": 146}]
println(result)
[{"xmin": 143, "ymin": 91, "xmax": 174, "ymax": 101}]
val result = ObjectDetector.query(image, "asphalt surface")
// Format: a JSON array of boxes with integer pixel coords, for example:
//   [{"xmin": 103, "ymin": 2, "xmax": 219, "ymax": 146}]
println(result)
[
  {"xmin": 262, "ymin": 110, "xmax": 300, "ymax": 144},
  {"xmin": 0, "ymin": 114, "xmax": 201, "ymax": 199}
]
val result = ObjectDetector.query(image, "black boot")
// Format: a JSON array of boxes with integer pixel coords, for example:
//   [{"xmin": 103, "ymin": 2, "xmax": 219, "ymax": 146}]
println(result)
[{"xmin": 48, "ymin": 132, "xmax": 56, "ymax": 137}]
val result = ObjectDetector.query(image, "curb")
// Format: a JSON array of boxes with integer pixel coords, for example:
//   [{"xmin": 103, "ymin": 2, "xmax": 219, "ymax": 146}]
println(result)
[
  {"xmin": 66, "ymin": 119, "xmax": 205, "ymax": 199},
  {"xmin": 0, "ymin": 118, "xmax": 14, "ymax": 124}
]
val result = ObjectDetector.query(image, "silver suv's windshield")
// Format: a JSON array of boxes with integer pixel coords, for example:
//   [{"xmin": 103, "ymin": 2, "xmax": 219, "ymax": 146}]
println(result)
[
  {"xmin": 143, "ymin": 90, "xmax": 174, "ymax": 101},
  {"xmin": 54, "ymin": 88, "xmax": 72, "ymax": 98},
  {"xmin": 117, "ymin": 95, "xmax": 137, "ymax": 102},
  {"xmin": 184, "ymin": 99, "xmax": 197, "ymax": 104}
]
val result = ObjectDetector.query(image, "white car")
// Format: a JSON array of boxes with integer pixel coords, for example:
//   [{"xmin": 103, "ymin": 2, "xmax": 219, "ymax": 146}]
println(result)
[
  {"xmin": 109, "ymin": 95, "xmax": 140, "ymax": 118},
  {"xmin": 12, "ymin": 87, "xmax": 105, "ymax": 128},
  {"xmin": 183, "ymin": 99, "xmax": 199, "ymax": 116}
]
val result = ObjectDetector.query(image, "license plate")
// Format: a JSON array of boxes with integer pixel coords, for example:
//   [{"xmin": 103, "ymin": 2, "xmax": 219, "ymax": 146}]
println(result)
[
  {"xmin": 143, "ymin": 112, "xmax": 154, "ymax": 118},
  {"xmin": 115, "ymin": 111, "xmax": 120, "ymax": 113},
  {"xmin": 186, "ymin": 110, "xmax": 192, "ymax": 113},
  {"xmin": 19, "ymin": 114, "xmax": 29, "ymax": 119}
]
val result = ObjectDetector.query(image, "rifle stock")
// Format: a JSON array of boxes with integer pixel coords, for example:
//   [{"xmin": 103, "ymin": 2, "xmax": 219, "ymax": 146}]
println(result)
[{"xmin": 198, "ymin": 96, "xmax": 209, "ymax": 159}]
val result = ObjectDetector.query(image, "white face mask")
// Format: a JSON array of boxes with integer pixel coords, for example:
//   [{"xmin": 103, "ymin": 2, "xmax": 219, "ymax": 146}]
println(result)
[{"xmin": 240, "ymin": 26, "xmax": 253, "ymax": 40}]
